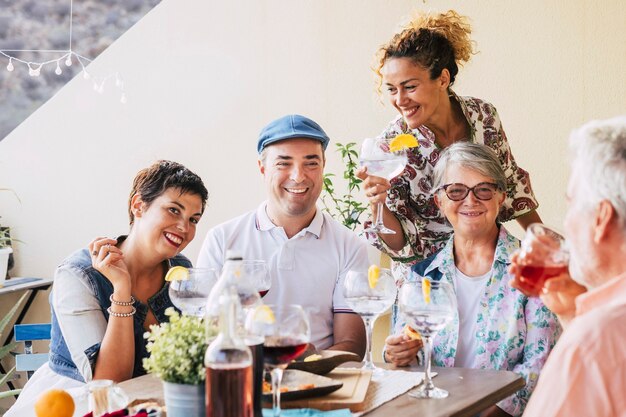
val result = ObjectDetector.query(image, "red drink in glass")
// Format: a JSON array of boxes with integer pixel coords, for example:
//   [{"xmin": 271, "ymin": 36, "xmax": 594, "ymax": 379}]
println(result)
[
  {"xmin": 520, "ymin": 263, "xmax": 568, "ymax": 291},
  {"xmin": 263, "ymin": 339, "xmax": 308, "ymax": 366},
  {"xmin": 206, "ymin": 364, "xmax": 253, "ymax": 417}
]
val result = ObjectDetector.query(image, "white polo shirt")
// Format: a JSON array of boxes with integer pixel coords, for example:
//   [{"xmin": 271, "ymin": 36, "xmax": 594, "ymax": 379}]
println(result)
[{"xmin": 197, "ymin": 202, "xmax": 370, "ymax": 349}]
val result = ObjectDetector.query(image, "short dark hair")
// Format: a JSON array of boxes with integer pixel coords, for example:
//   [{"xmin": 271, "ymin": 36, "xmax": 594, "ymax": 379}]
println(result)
[{"xmin": 128, "ymin": 160, "xmax": 208, "ymax": 225}]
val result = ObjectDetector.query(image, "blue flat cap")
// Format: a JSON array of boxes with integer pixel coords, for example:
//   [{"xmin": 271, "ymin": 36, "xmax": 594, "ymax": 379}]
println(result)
[{"xmin": 257, "ymin": 114, "xmax": 330, "ymax": 154}]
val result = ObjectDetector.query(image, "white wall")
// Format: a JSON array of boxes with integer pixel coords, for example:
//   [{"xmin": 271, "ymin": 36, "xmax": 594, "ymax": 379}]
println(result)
[{"xmin": 1, "ymin": 0, "xmax": 625, "ymax": 309}]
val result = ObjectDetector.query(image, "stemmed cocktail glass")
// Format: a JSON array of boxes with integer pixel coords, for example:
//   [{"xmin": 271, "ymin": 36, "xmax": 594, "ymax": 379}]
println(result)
[
  {"xmin": 343, "ymin": 268, "xmax": 396, "ymax": 379},
  {"xmin": 168, "ymin": 268, "xmax": 219, "ymax": 317},
  {"xmin": 360, "ymin": 137, "xmax": 408, "ymax": 234},
  {"xmin": 249, "ymin": 304, "xmax": 310, "ymax": 417},
  {"xmin": 241, "ymin": 260, "xmax": 271, "ymax": 298},
  {"xmin": 399, "ymin": 278, "xmax": 456, "ymax": 398}
]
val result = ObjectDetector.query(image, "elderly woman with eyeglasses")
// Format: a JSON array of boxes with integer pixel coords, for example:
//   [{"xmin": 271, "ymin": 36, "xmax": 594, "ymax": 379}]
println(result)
[{"xmin": 384, "ymin": 143, "xmax": 561, "ymax": 417}]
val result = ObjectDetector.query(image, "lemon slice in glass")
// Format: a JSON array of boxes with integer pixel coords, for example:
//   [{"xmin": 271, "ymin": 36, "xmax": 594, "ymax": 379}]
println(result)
[
  {"xmin": 389, "ymin": 133, "xmax": 418, "ymax": 153},
  {"xmin": 164, "ymin": 266, "xmax": 189, "ymax": 282},
  {"xmin": 254, "ymin": 305, "xmax": 276, "ymax": 324},
  {"xmin": 422, "ymin": 278, "xmax": 432, "ymax": 304},
  {"xmin": 368, "ymin": 265, "xmax": 380, "ymax": 289}
]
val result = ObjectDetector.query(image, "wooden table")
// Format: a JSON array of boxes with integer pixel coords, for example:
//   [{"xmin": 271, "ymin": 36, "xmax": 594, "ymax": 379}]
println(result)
[
  {"xmin": 368, "ymin": 366, "xmax": 524, "ymax": 417},
  {"xmin": 119, "ymin": 365, "xmax": 524, "ymax": 417}
]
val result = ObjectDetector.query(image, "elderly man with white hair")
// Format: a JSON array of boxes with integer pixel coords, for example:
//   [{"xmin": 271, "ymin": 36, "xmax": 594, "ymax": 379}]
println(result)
[{"xmin": 510, "ymin": 116, "xmax": 626, "ymax": 416}]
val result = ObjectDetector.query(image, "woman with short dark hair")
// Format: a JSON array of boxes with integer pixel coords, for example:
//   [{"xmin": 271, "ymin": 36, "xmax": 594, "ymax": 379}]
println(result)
[{"xmin": 7, "ymin": 160, "xmax": 208, "ymax": 415}]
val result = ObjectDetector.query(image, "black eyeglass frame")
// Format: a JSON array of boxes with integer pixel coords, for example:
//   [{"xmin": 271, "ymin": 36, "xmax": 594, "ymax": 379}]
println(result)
[{"xmin": 438, "ymin": 182, "xmax": 503, "ymax": 201}]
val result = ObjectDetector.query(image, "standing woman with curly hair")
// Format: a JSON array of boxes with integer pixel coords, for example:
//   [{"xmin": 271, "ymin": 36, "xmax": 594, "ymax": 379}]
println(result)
[{"xmin": 358, "ymin": 10, "xmax": 541, "ymax": 268}]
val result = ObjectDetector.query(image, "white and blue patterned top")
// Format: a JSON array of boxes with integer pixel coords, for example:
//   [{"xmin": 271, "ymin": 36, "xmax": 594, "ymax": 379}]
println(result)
[{"xmin": 392, "ymin": 226, "xmax": 561, "ymax": 416}]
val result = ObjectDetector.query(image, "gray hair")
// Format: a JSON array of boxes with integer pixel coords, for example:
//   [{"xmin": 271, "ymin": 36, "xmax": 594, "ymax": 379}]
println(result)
[
  {"xmin": 569, "ymin": 116, "xmax": 626, "ymax": 229},
  {"xmin": 432, "ymin": 142, "xmax": 507, "ymax": 194}
]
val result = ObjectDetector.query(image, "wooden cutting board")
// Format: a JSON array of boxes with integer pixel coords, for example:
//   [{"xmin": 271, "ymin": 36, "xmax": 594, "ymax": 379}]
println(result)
[{"xmin": 278, "ymin": 368, "xmax": 373, "ymax": 412}]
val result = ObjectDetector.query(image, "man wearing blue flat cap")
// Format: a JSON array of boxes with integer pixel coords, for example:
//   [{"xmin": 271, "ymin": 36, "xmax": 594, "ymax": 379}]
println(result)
[{"xmin": 198, "ymin": 114, "xmax": 367, "ymax": 356}]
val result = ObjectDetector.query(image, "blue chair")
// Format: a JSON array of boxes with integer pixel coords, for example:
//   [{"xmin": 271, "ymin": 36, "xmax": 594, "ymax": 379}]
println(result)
[{"xmin": 14, "ymin": 323, "xmax": 51, "ymax": 379}]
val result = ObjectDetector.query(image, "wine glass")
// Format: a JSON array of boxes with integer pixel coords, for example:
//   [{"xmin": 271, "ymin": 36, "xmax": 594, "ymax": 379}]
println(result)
[
  {"xmin": 249, "ymin": 304, "xmax": 310, "ymax": 417},
  {"xmin": 168, "ymin": 268, "xmax": 219, "ymax": 317},
  {"xmin": 518, "ymin": 223, "xmax": 570, "ymax": 296},
  {"xmin": 241, "ymin": 260, "xmax": 271, "ymax": 298},
  {"xmin": 343, "ymin": 268, "xmax": 396, "ymax": 379},
  {"xmin": 399, "ymin": 278, "xmax": 456, "ymax": 399},
  {"xmin": 360, "ymin": 137, "xmax": 408, "ymax": 234}
]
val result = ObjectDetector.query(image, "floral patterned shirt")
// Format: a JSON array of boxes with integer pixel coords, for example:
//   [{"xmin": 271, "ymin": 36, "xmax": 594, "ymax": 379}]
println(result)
[
  {"xmin": 391, "ymin": 227, "xmax": 561, "ymax": 417},
  {"xmin": 366, "ymin": 91, "xmax": 539, "ymax": 265}
]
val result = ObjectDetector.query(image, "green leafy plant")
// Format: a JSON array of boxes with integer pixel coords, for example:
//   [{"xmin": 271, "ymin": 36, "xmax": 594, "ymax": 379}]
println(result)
[
  {"xmin": 143, "ymin": 308, "xmax": 216, "ymax": 385},
  {"xmin": 0, "ymin": 188, "xmax": 20, "ymax": 249},
  {"xmin": 321, "ymin": 142, "xmax": 368, "ymax": 231},
  {"xmin": 0, "ymin": 293, "xmax": 27, "ymax": 399}
]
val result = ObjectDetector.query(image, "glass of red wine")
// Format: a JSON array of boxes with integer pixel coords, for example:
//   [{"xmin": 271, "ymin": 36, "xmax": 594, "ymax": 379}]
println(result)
[
  {"xmin": 241, "ymin": 260, "xmax": 271, "ymax": 298},
  {"xmin": 518, "ymin": 223, "xmax": 570, "ymax": 295},
  {"xmin": 249, "ymin": 304, "xmax": 310, "ymax": 417}
]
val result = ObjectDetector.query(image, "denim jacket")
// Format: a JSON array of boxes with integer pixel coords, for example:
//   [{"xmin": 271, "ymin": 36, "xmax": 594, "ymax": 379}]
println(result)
[
  {"xmin": 391, "ymin": 227, "xmax": 561, "ymax": 416},
  {"xmin": 49, "ymin": 239, "xmax": 191, "ymax": 382}
]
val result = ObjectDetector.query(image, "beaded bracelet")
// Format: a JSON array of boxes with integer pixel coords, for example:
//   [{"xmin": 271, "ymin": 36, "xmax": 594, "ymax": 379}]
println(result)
[
  {"xmin": 107, "ymin": 306, "xmax": 136, "ymax": 318},
  {"xmin": 109, "ymin": 294, "xmax": 135, "ymax": 306}
]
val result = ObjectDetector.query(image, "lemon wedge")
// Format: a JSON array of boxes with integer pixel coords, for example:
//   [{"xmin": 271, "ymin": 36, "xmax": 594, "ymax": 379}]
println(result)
[
  {"xmin": 304, "ymin": 354, "xmax": 322, "ymax": 362},
  {"xmin": 404, "ymin": 325, "xmax": 422, "ymax": 341},
  {"xmin": 422, "ymin": 278, "xmax": 431, "ymax": 304},
  {"xmin": 164, "ymin": 266, "xmax": 189, "ymax": 282},
  {"xmin": 389, "ymin": 134, "xmax": 418, "ymax": 153},
  {"xmin": 368, "ymin": 265, "xmax": 380, "ymax": 289},
  {"xmin": 254, "ymin": 305, "xmax": 276, "ymax": 324}
]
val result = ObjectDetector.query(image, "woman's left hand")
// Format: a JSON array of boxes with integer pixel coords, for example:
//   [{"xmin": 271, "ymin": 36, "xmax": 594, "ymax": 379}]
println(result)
[{"xmin": 89, "ymin": 237, "xmax": 130, "ymax": 289}]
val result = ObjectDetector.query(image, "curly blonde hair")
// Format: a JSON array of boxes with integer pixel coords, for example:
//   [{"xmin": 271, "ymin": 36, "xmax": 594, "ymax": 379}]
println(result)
[{"xmin": 374, "ymin": 10, "xmax": 475, "ymax": 93}]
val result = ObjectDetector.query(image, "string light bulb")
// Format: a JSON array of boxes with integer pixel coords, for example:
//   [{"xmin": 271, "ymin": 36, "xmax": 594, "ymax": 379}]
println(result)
[
  {"xmin": 1, "ymin": 0, "xmax": 125, "ymax": 103},
  {"xmin": 28, "ymin": 63, "xmax": 41, "ymax": 77}
]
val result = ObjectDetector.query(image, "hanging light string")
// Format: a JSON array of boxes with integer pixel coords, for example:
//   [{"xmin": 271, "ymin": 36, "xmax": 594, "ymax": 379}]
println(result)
[{"xmin": 0, "ymin": 0, "xmax": 126, "ymax": 103}]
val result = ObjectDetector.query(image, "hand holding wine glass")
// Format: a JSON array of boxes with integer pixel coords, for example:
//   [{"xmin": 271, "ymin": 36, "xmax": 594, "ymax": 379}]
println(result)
[
  {"xmin": 248, "ymin": 304, "xmax": 310, "ymax": 417},
  {"xmin": 510, "ymin": 223, "xmax": 570, "ymax": 297},
  {"xmin": 359, "ymin": 137, "xmax": 408, "ymax": 234},
  {"xmin": 399, "ymin": 278, "xmax": 456, "ymax": 399}
]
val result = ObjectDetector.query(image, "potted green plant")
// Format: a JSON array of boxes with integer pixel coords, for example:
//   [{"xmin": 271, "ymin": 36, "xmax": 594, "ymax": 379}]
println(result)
[
  {"xmin": 143, "ymin": 308, "xmax": 216, "ymax": 417},
  {"xmin": 321, "ymin": 142, "xmax": 368, "ymax": 231}
]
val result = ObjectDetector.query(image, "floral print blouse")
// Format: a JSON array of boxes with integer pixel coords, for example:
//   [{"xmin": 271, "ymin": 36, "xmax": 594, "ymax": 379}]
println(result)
[
  {"xmin": 365, "ymin": 90, "xmax": 539, "ymax": 265},
  {"xmin": 391, "ymin": 227, "xmax": 561, "ymax": 416}
]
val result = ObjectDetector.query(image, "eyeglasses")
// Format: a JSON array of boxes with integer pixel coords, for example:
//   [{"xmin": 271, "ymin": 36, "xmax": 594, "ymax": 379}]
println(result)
[{"xmin": 438, "ymin": 182, "xmax": 502, "ymax": 201}]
